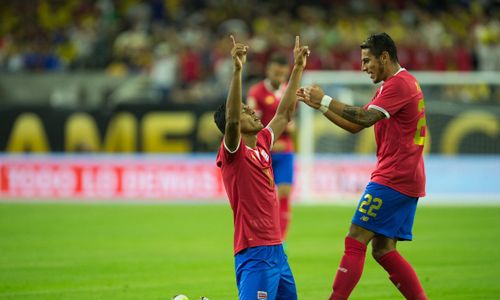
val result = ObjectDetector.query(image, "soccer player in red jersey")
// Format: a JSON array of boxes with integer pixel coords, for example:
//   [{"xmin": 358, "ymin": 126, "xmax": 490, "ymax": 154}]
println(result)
[
  {"xmin": 298, "ymin": 33, "xmax": 428, "ymax": 300},
  {"xmin": 214, "ymin": 35, "xmax": 309, "ymax": 300},
  {"xmin": 247, "ymin": 53, "xmax": 295, "ymax": 241}
]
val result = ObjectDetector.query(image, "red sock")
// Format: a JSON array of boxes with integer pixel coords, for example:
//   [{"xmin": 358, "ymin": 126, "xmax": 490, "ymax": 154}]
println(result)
[
  {"xmin": 329, "ymin": 237, "xmax": 367, "ymax": 300},
  {"xmin": 376, "ymin": 251, "xmax": 428, "ymax": 300},
  {"xmin": 279, "ymin": 195, "xmax": 290, "ymax": 240}
]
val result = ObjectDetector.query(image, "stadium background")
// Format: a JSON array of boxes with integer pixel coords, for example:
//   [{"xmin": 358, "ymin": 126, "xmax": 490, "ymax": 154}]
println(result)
[
  {"xmin": 1, "ymin": 0, "xmax": 499, "ymax": 202},
  {"xmin": 1, "ymin": 0, "xmax": 500, "ymax": 299}
]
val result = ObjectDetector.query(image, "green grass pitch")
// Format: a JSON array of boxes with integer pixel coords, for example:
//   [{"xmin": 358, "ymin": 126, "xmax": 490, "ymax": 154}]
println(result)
[{"xmin": 1, "ymin": 203, "xmax": 499, "ymax": 299}]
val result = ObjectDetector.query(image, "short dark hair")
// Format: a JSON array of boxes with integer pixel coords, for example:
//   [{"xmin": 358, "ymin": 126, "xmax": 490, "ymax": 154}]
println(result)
[
  {"xmin": 268, "ymin": 53, "xmax": 289, "ymax": 66},
  {"xmin": 214, "ymin": 103, "xmax": 226, "ymax": 134},
  {"xmin": 360, "ymin": 33, "xmax": 398, "ymax": 63}
]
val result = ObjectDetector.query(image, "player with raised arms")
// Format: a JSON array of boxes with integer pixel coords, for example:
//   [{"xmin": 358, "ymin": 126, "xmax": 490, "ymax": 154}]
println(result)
[
  {"xmin": 214, "ymin": 35, "xmax": 309, "ymax": 300},
  {"xmin": 297, "ymin": 32, "xmax": 428, "ymax": 300}
]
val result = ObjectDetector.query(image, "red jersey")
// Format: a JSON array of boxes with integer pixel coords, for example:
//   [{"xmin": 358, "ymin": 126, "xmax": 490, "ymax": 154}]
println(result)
[
  {"xmin": 247, "ymin": 80, "xmax": 294, "ymax": 152},
  {"xmin": 216, "ymin": 128, "xmax": 282, "ymax": 255},
  {"xmin": 365, "ymin": 68, "xmax": 426, "ymax": 197}
]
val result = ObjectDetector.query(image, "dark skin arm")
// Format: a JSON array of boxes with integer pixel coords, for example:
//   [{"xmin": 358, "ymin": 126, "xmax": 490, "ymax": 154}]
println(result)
[
  {"xmin": 268, "ymin": 36, "xmax": 310, "ymax": 140},
  {"xmin": 224, "ymin": 35, "xmax": 248, "ymax": 151}
]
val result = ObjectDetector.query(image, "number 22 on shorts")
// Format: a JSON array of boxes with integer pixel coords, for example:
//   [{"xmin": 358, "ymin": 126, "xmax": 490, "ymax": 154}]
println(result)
[{"xmin": 358, "ymin": 194, "xmax": 383, "ymax": 220}]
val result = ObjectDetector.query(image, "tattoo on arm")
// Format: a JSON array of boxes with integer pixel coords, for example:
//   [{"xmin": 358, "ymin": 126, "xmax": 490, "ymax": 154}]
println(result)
[{"xmin": 341, "ymin": 105, "xmax": 382, "ymax": 127}]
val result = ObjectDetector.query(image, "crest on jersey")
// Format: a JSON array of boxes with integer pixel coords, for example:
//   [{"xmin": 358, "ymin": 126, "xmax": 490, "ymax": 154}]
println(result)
[
  {"xmin": 257, "ymin": 291, "xmax": 268, "ymax": 299},
  {"xmin": 264, "ymin": 96, "xmax": 275, "ymax": 105}
]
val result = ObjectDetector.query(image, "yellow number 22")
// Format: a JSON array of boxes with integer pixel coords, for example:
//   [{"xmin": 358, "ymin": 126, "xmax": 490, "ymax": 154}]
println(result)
[{"xmin": 358, "ymin": 194, "xmax": 383, "ymax": 218}]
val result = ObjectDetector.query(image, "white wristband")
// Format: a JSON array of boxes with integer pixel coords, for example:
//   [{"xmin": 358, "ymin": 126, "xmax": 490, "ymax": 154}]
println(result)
[
  {"xmin": 320, "ymin": 95, "xmax": 333, "ymax": 108},
  {"xmin": 318, "ymin": 106, "xmax": 328, "ymax": 114}
]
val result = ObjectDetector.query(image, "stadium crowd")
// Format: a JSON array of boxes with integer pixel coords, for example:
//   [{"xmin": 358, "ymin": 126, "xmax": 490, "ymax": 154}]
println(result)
[{"xmin": 0, "ymin": 0, "xmax": 499, "ymax": 103}]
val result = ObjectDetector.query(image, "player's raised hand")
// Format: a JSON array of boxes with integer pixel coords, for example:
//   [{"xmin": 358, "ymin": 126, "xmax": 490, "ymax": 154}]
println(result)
[
  {"xmin": 230, "ymin": 35, "xmax": 248, "ymax": 71},
  {"xmin": 296, "ymin": 87, "xmax": 320, "ymax": 109},
  {"xmin": 309, "ymin": 85, "xmax": 326, "ymax": 106},
  {"xmin": 296, "ymin": 85, "xmax": 325, "ymax": 108},
  {"xmin": 293, "ymin": 36, "xmax": 310, "ymax": 68}
]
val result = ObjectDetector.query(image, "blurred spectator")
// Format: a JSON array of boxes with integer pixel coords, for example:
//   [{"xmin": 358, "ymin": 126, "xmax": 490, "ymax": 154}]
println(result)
[
  {"xmin": 112, "ymin": 21, "xmax": 152, "ymax": 72},
  {"xmin": 0, "ymin": 0, "xmax": 498, "ymax": 104},
  {"xmin": 150, "ymin": 42, "xmax": 178, "ymax": 101}
]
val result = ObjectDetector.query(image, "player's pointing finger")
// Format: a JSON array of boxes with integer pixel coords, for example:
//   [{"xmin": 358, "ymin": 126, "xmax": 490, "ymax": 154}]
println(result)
[
  {"xmin": 230, "ymin": 35, "xmax": 236, "ymax": 46},
  {"xmin": 295, "ymin": 36, "xmax": 300, "ymax": 49}
]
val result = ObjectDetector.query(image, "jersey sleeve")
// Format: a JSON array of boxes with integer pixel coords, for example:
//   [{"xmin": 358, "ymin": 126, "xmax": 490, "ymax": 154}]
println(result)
[
  {"xmin": 216, "ymin": 138, "xmax": 245, "ymax": 167},
  {"xmin": 258, "ymin": 127, "xmax": 274, "ymax": 151},
  {"xmin": 368, "ymin": 77, "xmax": 410, "ymax": 118}
]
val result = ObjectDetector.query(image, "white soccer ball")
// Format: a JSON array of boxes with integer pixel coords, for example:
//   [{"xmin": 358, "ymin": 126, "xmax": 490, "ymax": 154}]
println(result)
[{"xmin": 172, "ymin": 295, "xmax": 189, "ymax": 300}]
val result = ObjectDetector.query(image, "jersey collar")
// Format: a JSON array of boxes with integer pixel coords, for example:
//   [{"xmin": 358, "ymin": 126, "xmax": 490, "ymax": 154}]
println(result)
[
  {"xmin": 394, "ymin": 67, "xmax": 406, "ymax": 76},
  {"xmin": 382, "ymin": 67, "xmax": 405, "ymax": 83}
]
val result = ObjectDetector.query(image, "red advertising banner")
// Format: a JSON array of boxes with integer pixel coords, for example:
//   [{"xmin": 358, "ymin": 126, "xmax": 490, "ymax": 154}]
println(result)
[
  {"xmin": 0, "ymin": 155, "xmax": 375, "ymax": 201},
  {"xmin": 0, "ymin": 156, "xmax": 226, "ymax": 201}
]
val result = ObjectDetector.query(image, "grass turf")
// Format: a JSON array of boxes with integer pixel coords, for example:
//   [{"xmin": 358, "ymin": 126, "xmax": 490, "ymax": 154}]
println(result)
[{"xmin": 0, "ymin": 203, "xmax": 499, "ymax": 299}]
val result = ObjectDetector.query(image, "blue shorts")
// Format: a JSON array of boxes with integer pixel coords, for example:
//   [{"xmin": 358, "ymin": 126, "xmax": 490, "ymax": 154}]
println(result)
[
  {"xmin": 235, "ymin": 245, "xmax": 297, "ymax": 300},
  {"xmin": 271, "ymin": 152, "xmax": 294, "ymax": 185},
  {"xmin": 352, "ymin": 181, "xmax": 419, "ymax": 241}
]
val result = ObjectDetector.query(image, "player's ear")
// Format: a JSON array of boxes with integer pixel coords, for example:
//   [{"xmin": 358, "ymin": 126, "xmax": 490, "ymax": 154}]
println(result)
[{"xmin": 381, "ymin": 51, "xmax": 390, "ymax": 64}]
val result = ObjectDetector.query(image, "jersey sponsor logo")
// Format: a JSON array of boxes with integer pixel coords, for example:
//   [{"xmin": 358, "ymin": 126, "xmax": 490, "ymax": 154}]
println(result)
[{"xmin": 257, "ymin": 291, "xmax": 268, "ymax": 299}]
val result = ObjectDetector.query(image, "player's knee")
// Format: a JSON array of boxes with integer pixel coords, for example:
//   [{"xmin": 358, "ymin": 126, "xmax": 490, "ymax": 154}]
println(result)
[
  {"xmin": 371, "ymin": 236, "xmax": 397, "ymax": 260},
  {"xmin": 347, "ymin": 224, "xmax": 374, "ymax": 245},
  {"xmin": 371, "ymin": 247, "xmax": 393, "ymax": 261}
]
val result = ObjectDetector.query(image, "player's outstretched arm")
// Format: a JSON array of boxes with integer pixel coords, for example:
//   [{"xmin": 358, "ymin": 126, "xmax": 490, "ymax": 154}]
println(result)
[
  {"xmin": 297, "ymin": 87, "xmax": 365, "ymax": 134},
  {"xmin": 297, "ymin": 85, "xmax": 385, "ymax": 132},
  {"xmin": 224, "ymin": 35, "xmax": 248, "ymax": 151},
  {"xmin": 269, "ymin": 36, "xmax": 309, "ymax": 140},
  {"xmin": 323, "ymin": 110, "xmax": 365, "ymax": 133}
]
